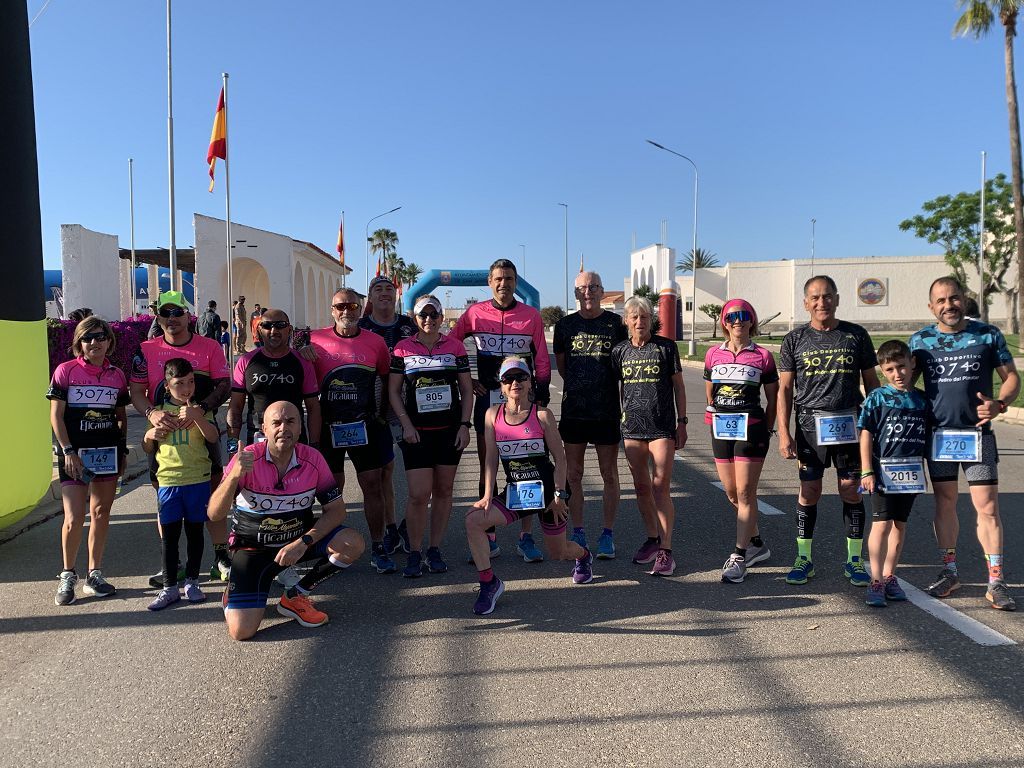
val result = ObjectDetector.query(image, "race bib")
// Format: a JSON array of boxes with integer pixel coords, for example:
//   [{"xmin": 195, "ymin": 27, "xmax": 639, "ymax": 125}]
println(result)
[
  {"xmin": 330, "ymin": 420, "xmax": 368, "ymax": 448},
  {"xmin": 416, "ymin": 385, "xmax": 452, "ymax": 413},
  {"xmin": 931, "ymin": 428, "xmax": 981, "ymax": 462},
  {"xmin": 507, "ymin": 480, "xmax": 544, "ymax": 511},
  {"xmin": 814, "ymin": 411, "xmax": 858, "ymax": 445},
  {"xmin": 79, "ymin": 446, "xmax": 118, "ymax": 475},
  {"xmin": 488, "ymin": 388, "xmax": 508, "ymax": 407},
  {"xmin": 712, "ymin": 412, "xmax": 748, "ymax": 441},
  {"xmin": 880, "ymin": 458, "xmax": 927, "ymax": 494}
]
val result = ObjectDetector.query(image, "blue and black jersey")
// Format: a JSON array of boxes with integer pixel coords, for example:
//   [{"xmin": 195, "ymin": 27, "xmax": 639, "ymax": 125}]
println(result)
[
  {"xmin": 909, "ymin": 321, "xmax": 1013, "ymax": 432},
  {"xmin": 857, "ymin": 385, "xmax": 930, "ymax": 475}
]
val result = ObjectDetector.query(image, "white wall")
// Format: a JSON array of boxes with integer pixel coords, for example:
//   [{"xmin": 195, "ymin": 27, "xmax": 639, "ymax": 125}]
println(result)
[{"xmin": 60, "ymin": 224, "xmax": 120, "ymax": 320}]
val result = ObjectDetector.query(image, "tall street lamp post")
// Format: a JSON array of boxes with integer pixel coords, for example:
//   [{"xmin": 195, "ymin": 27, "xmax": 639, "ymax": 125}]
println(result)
[{"xmin": 558, "ymin": 203, "xmax": 568, "ymax": 312}]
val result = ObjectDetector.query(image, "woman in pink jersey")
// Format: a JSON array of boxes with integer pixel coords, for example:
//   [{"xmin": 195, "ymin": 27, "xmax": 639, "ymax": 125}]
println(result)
[
  {"xmin": 463, "ymin": 357, "xmax": 593, "ymax": 615},
  {"xmin": 702, "ymin": 299, "xmax": 778, "ymax": 584},
  {"xmin": 47, "ymin": 317, "xmax": 130, "ymax": 606}
]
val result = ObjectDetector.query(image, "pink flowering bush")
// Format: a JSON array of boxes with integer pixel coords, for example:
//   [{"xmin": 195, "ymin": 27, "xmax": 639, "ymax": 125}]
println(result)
[{"xmin": 47, "ymin": 316, "xmax": 156, "ymax": 375}]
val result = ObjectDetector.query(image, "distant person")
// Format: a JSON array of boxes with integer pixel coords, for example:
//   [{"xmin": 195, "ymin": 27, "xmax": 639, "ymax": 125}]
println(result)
[
  {"xmin": 963, "ymin": 296, "xmax": 980, "ymax": 320},
  {"xmin": 67, "ymin": 307, "xmax": 93, "ymax": 323},
  {"xmin": 219, "ymin": 321, "xmax": 230, "ymax": 359},
  {"xmin": 196, "ymin": 300, "xmax": 221, "ymax": 340},
  {"xmin": 233, "ymin": 296, "xmax": 248, "ymax": 353}
]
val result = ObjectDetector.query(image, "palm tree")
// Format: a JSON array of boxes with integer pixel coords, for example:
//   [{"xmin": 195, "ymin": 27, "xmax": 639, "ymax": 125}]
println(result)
[
  {"xmin": 368, "ymin": 228, "xmax": 399, "ymax": 276},
  {"xmin": 955, "ymin": 0, "xmax": 1024, "ymax": 332},
  {"xmin": 675, "ymin": 247, "xmax": 721, "ymax": 273},
  {"xmin": 384, "ymin": 253, "xmax": 405, "ymax": 282},
  {"xmin": 402, "ymin": 262, "xmax": 423, "ymax": 288}
]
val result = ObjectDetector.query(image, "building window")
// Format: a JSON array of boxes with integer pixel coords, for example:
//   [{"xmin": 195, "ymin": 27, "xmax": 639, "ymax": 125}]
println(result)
[{"xmin": 685, "ymin": 300, "xmax": 693, "ymax": 312}]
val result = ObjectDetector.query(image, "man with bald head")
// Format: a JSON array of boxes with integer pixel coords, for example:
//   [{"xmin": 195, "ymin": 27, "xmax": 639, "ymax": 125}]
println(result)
[
  {"xmin": 209, "ymin": 401, "xmax": 365, "ymax": 640},
  {"xmin": 553, "ymin": 271, "xmax": 627, "ymax": 558}
]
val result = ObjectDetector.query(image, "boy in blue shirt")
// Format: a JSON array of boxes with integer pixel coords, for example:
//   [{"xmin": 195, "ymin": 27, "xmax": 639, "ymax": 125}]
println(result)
[{"xmin": 857, "ymin": 340, "xmax": 930, "ymax": 607}]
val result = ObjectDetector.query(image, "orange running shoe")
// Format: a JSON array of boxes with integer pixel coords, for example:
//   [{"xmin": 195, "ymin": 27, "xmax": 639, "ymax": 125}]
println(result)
[{"xmin": 277, "ymin": 593, "xmax": 329, "ymax": 627}]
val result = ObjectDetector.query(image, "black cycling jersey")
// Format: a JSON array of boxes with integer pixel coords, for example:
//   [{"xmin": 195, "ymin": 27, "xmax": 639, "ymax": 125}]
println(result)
[
  {"xmin": 611, "ymin": 335, "xmax": 682, "ymax": 440},
  {"xmin": 553, "ymin": 310, "xmax": 627, "ymax": 422}
]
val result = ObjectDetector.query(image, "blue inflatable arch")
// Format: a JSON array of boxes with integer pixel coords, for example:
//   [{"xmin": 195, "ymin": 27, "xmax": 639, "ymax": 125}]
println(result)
[{"xmin": 403, "ymin": 269, "xmax": 541, "ymax": 313}]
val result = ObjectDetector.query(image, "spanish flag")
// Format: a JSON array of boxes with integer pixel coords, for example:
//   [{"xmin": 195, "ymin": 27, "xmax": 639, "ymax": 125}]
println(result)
[
  {"xmin": 336, "ymin": 213, "xmax": 345, "ymax": 265},
  {"xmin": 207, "ymin": 87, "xmax": 226, "ymax": 192}
]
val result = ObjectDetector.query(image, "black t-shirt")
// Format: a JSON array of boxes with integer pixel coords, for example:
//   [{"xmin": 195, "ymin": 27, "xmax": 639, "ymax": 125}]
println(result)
[
  {"xmin": 611, "ymin": 335, "xmax": 682, "ymax": 440},
  {"xmin": 553, "ymin": 310, "xmax": 628, "ymax": 422},
  {"xmin": 358, "ymin": 314, "xmax": 417, "ymax": 352},
  {"xmin": 778, "ymin": 320, "xmax": 877, "ymax": 429},
  {"xmin": 232, "ymin": 350, "xmax": 318, "ymax": 436}
]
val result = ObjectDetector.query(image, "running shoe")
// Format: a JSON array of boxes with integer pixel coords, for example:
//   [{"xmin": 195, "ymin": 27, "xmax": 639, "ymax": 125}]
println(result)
[
  {"xmin": 986, "ymin": 581, "xmax": 1017, "ymax": 611},
  {"xmin": 210, "ymin": 558, "xmax": 231, "ymax": 582},
  {"xmin": 183, "ymin": 579, "xmax": 207, "ymax": 603},
  {"xmin": 844, "ymin": 557, "xmax": 870, "ymax": 587},
  {"xmin": 473, "ymin": 577, "xmax": 505, "ymax": 615},
  {"xmin": 515, "ymin": 534, "xmax": 544, "ymax": 563},
  {"xmin": 648, "ymin": 550, "xmax": 676, "ymax": 577},
  {"xmin": 573, "ymin": 550, "xmax": 594, "ymax": 584},
  {"xmin": 55, "ymin": 570, "xmax": 77, "ymax": 606},
  {"xmin": 397, "ymin": 519, "xmax": 411, "ymax": 554},
  {"xmin": 865, "ymin": 581, "xmax": 887, "ymax": 607},
  {"xmin": 786, "ymin": 556, "xmax": 815, "ymax": 585},
  {"xmin": 371, "ymin": 544, "xmax": 397, "ymax": 574},
  {"xmin": 721, "ymin": 554, "xmax": 747, "ymax": 583},
  {"xmin": 425, "ymin": 547, "xmax": 448, "ymax": 574},
  {"xmin": 466, "ymin": 538, "xmax": 501, "ymax": 563},
  {"xmin": 926, "ymin": 569, "xmax": 961, "ymax": 598},
  {"xmin": 149, "ymin": 566, "xmax": 185, "ymax": 590},
  {"xmin": 596, "ymin": 531, "xmax": 616, "ymax": 560},
  {"xmin": 382, "ymin": 524, "xmax": 403, "ymax": 555},
  {"xmin": 403, "ymin": 551, "xmax": 425, "ymax": 578},
  {"xmin": 83, "ymin": 569, "xmax": 115, "ymax": 598},
  {"xmin": 632, "ymin": 537, "xmax": 661, "ymax": 564},
  {"xmin": 277, "ymin": 593, "xmax": 329, "ymax": 627},
  {"xmin": 147, "ymin": 587, "xmax": 181, "ymax": 611},
  {"xmin": 275, "ymin": 566, "xmax": 301, "ymax": 589},
  {"xmin": 744, "ymin": 540, "xmax": 771, "ymax": 566},
  {"xmin": 883, "ymin": 575, "xmax": 907, "ymax": 602},
  {"xmin": 569, "ymin": 528, "xmax": 588, "ymax": 550}
]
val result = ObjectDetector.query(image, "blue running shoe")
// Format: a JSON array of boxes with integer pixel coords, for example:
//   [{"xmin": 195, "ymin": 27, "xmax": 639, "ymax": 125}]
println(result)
[
  {"xmin": 372, "ymin": 544, "xmax": 397, "ymax": 574},
  {"xmin": 573, "ymin": 550, "xmax": 594, "ymax": 584},
  {"xmin": 466, "ymin": 537, "xmax": 501, "ymax": 564},
  {"xmin": 865, "ymin": 581, "xmax": 887, "ymax": 607},
  {"xmin": 786, "ymin": 556, "xmax": 815, "ymax": 585},
  {"xmin": 845, "ymin": 557, "xmax": 870, "ymax": 587},
  {"xmin": 596, "ymin": 531, "xmax": 616, "ymax": 560},
  {"xmin": 382, "ymin": 525, "xmax": 402, "ymax": 555},
  {"xmin": 397, "ymin": 518, "xmax": 411, "ymax": 554},
  {"xmin": 515, "ymin": 533, "xmax": 544, "ymax": 563},
  {"xmin": 402, "ymin": 551, "xmax": 424, "ymax": 578},
  {"xmin": 473, "ymin": 577, "xmax": 505, "ymax": 615},
  {"xmin": 425, "ymin": 547, "xmax": 448, "ymax": 574},
  {"xmin": 883, "ymin": 575, "xmax": 907, "ymax": 601},
  {"xmin": 569, "ymin": 528, "xmax": 588, "ymax": 550}
]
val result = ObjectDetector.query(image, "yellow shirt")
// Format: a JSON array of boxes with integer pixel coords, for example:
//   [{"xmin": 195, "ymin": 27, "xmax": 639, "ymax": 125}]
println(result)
[{"xmin": 154, "ymin": 402, "xmax": 216, "ymax": 487}]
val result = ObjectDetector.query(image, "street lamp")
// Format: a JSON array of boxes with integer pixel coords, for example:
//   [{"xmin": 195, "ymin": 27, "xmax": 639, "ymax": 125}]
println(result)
[
  {"xmin": 811, "ymin": 218, "xmax": 816, "ymax": 274},
  {"xmin": 646, "ymin": 139, "xmax": 699, "ymax": 356},
  {"xmin": 558, "ymin": 203, "xmax": 568, "ymax": 312},
  {"xmin": 365, "ymin": 206, "xmax": 402, "ymax": 288}
]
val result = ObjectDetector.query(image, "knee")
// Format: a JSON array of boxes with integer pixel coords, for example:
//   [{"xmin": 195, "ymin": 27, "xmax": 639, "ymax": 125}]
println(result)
[
  {"xmin": 735, "ymin": 488, "xmax": 754, "ymax": 508},
  {"xmin": 431, "ymin": 486, "xmax": 453, "ymax": 505},
  {"xmin": 634, "ymin": 480, "xmax": 653, "ymax": 499},
  {"xmin": 90, "ymin": 503, "xmax": 111, "ymax": 521},
  {"xmin": 567, "ymin": 466, "xmax": 584, "ymax": 488},
  {"xmin": 359, "ymin": 474, "xmax": 384, "ymax": 496},
  {"xmin": 975, "ymin": 500, "xmax": 1000, "ymax": 521},
  {"xmin": 226, "ymin": 618, "xmax": 257, "ymax": 642},
  {"xmin": 465, "ymin": 509, "xmax": 486, "ymax": 532},
  {"xmin": 408, "ymin": 488, "xmax": 431, "ymax": 507},
  {"xmin": 330, "ymin": 530, "xmax": 365, "ymax": 562}
]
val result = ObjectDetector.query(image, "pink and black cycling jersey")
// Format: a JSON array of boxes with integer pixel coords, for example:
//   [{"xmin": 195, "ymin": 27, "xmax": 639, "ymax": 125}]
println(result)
[
  {"xmin": 47, "ymin": 357, "xmax": 130, "ymax": 449},
  {"xmin": 702, "ymin": 342, "xmax": 778, "ymax": 425},
  {"xmin": 493, "ymin": 404, "xmax": 554, "ymax": 489},
  {"xmin": 308, "ymin": 327, "xmax": 390, "ymax": 424},
  {"xmin": 130, "ymin": 332, "xmax": 229, "ymax": 404},
  {"xmin": 231, "ymin": 348, "xmax": 318, "ymax": 429},
  {"xmin": 225, "ymin": 441, "xmax": 341, "ymax": 549},
  {"xmin": 452, "ymin": 299, "xmax": 551, "ymax": 391},
  {"xmin": 391, "ymin": 334, "xmax": 471, "ymax": 430}
]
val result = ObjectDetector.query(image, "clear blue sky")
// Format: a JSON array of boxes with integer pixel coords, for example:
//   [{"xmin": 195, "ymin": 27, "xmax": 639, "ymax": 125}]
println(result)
[{"xmin": 27, "ymin": 1, "xmax": 1016, "ymax": 308}]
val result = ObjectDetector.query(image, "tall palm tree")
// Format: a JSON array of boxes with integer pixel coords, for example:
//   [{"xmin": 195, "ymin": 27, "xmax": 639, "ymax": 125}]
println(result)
[
  {"xmin": 384, "ymin": 253, "xmax": 405, "ymax": 282},
  {"xmin": 368, "ymin": 228, "xmax": 399, "ymax": 276},
  {"xmin": 402, "ymin": 262, "xmax": 423, "ymax": 288},
  {"xmin": 955, "ymin": 0, "xmax": 1024, "ymax": 332},
  {"xmin": 675, "ymin": 248, "xmax": 721, "ymax": 273}
]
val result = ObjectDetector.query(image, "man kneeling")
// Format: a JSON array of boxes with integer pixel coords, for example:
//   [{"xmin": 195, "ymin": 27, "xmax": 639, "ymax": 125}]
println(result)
[{"xmin": 209, "ymin": 400, "xmax": 364, "ymax": 640}]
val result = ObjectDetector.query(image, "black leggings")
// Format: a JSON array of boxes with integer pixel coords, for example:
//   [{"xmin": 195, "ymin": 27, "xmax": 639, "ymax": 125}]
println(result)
[{"xmin": 162, "ymin": 520, "xmax": 205, "ymax": 588}]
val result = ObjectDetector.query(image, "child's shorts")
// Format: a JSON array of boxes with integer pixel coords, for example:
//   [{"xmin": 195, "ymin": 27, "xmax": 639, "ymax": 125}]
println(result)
[
  {"xmin": 157, "ymin": 482, "xmax": 211, "ymax": 525},
  {"xmin": 871, "ymin": 491, "xmax": 917, "ymax": 523}
]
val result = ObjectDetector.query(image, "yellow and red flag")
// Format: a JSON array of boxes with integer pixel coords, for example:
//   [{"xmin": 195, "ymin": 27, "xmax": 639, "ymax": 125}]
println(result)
[
  {"xmin": 336, "ymin": 213, "xmax": 345, "ymax": 265},
  {"xmin": 207, "ymin": 87, "xmax": 226, "ymax": 192}
]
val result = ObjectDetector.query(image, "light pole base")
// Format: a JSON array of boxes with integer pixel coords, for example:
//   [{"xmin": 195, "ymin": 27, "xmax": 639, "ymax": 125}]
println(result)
[{"xmin": 688, "ymin": 339, "xmax": 697, "ymax": 356}]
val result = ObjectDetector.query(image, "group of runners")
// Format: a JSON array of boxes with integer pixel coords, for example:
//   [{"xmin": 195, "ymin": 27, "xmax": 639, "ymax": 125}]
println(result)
[{"xmin": 46, "ymin": 260, "xmax": 1018, "ymax": 639}]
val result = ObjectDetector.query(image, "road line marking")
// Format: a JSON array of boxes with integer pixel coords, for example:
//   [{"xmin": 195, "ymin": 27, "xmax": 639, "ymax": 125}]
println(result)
[
  {"xmin": 709, "ymin": 481, "xmax": 785, "ymax": 515},
  {"xmin": 896, "ymin": 578, "xmax": 1016, "ymax": 647}
]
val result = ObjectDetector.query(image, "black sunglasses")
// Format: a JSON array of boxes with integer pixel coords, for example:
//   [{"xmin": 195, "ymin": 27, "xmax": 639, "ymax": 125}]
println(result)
[
  {"xmin": 158, "ymin": 307, "xmax": 187, "ymax": 318},
  {"xmin": 501, "ymin": 372, "xmax": 530, "ymax": 384},
  {"xmin": 82, "ymin": 332, "xmax": 109, "ymax": 343},
  {"xmin": 332, "ymin": 302, "xmax": 360, "ymax": 312},
  {"xmin": 260, "ymin": 320, "xmax": 290, "ymax": 330},
  {"xmin": 417, "ymin": 310, "xmax": 440, "ymax": 320}
]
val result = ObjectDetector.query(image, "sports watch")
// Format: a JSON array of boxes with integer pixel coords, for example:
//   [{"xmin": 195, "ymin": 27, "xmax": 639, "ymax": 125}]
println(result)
[{"xmin": 554, "ymin": 488, "xmax": 571, "ymax": 501}]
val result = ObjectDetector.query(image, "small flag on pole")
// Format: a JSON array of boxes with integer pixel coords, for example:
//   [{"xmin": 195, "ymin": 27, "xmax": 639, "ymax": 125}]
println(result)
[
  {"xmin": 579, "ymin": 251, "xmax": 584, "ymax": 273},
  {"xmin": 207, "ymin": 87, "xmax": 226, "ymax": 192},
  {"xmin": 336, "ymin": 212, "xmax": 345, "ymax": 265}
]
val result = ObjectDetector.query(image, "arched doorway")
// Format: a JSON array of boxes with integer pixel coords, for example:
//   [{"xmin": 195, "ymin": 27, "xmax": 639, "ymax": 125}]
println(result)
[
  {"xmin": 292, "ymin": 262, "xmax": 306, "ymax": 327},
  {"xmin": 318, "ymin": 272, "xmax": 327, "ymax": 328},
  {"xmin": 306, "ymin": 267, "xmax": 316, "ymax": 329}
]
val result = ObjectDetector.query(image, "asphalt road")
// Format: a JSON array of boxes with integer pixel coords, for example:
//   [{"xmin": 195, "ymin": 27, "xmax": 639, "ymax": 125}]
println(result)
[{"xmin": 2, "ymin": 363, "xmax": 1023, "ymax": 767}]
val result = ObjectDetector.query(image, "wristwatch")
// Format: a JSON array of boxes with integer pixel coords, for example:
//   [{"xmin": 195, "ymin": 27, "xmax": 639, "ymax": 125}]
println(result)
[
  {"xmin": 460, "ymin": 421, "xmax": 472, "ymax": 428},
  {"xmin": 300, "ymin": 534, "xmax": 314, "ymax": 546},
  {"xmin": 554, "ymin": 488, "xmax": 571, "ymax": 501},
  {"xmin": 62, "ymin": 445, "xmax": 78, "ymax": 455},
  {"xmin": 997, "ymin": 399, "xmax": 1007, "ymax": 413},
  {"xmin": 200, "ymin": 402, "xmax": 213, "ymax": 415},
  {"xmin": 677, "ymin": 416, "xmax": 689, "ymax": 425}
]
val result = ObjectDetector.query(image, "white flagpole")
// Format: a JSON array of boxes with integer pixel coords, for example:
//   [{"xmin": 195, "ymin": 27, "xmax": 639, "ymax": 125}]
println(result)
[
  {"xmin": 341, "ymin": 209, "xmax": 346, "ymax": 289},
  {"xmin": 129, "ymin": 158, "xmax": 137, "ymax": 315},
  {"xmin": 223, "ymin": 72, "xmax": 233, "ymax": 366},
  {"xmin": 165, "ymin": 0, "xmax": 179, "ymax": 291}
]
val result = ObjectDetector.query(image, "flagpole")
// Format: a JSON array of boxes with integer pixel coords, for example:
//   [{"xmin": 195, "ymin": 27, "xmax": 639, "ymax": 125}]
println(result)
[
  {"xmin": 165, "ymin": 0, "xmax": 179, "ymax": 292},
  {"xmin": 341, "ymin": 210, "xmax": 346, "ymax": 289},
  {"xmin": 129, "ymin": 158, "xmax": 137, "ymax": 316},
  {"xmin": 223, "ymin": 72, "xmax": 233, "ymax": 366}
]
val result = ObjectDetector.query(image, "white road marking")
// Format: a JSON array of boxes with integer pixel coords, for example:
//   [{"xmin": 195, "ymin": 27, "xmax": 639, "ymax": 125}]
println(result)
[
  {"xmin": 896, "ymin": 578, "xmax": 1016, "ymax": 647},
  {"xmin": 709, "ymin": 481, "xmax": 785, "ymax": 515}
]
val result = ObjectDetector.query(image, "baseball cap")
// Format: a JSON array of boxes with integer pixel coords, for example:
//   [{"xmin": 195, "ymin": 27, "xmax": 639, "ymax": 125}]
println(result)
[
  {"xmin": 414, "ymin": 296, "xmax": 443, "ymax": 315},
  {"xmin": 498, "ymin": 358, "xmax": 531, "ymax": 380},
  {"xmin": 157, "ymin": 290, "xmax": 188, "ymax": 310},
  {"xmin": 368, "ymin": 275, "xmax": 396, "ymax": 292}
]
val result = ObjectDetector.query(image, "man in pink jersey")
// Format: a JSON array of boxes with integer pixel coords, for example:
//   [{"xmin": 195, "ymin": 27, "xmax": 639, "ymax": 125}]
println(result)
[
  {"xmin": 452, "ymin": 259, "xmax": 552, "ymax": 562},
  {"xmin": 305, "ymin": 288, "xmax": 395, "ymax": 573},
  {"xmin": 129, "ymin": 290, "xmax": 232, "ymax": 583},
  {"xmin": 209, "ymin": 400, "xmax": 364, "ymax": 640}
]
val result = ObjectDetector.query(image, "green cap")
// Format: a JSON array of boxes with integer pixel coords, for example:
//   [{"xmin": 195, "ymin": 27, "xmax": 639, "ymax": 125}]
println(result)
[{"xmin": 157, "ymin": 290, "xmax": 188, "ymax": 309}]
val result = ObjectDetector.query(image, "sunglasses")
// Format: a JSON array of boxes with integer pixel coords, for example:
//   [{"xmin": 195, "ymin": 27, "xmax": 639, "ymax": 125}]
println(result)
[
  {"xmin": 332, "ymin": 302, "xmax": 360, "ymax": 312},
  {"xmin": 158, "ymin": 307, "xmax": 187, "ymax": 318},
  {"xmin": 724, "ymin": 310, "xmax": 753, "ymax": 324},
  {"xmin": 260, "ymin": 320, "xmax": 290, "ymax": 330},
  {"xmin": 500, "ymin": 372, "xmax": 530, "ymax": 384},
  {"xmin": 82, "ymin": 332, "xmax": 109, "ymax": 343},
  {"xmin": 417, "ymin": 310, "xmax": 440, "ymax": 320}
]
